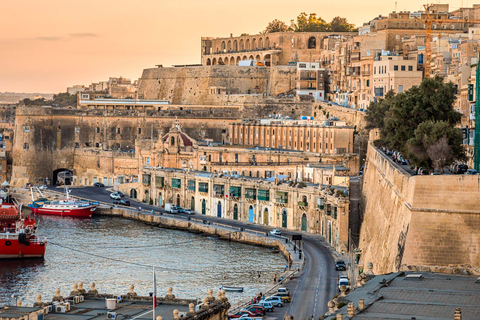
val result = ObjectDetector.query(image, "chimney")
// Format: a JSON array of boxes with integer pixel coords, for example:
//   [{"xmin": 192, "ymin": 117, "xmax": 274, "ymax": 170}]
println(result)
[
  {"xmin": 230, "ymin": 33, "xmax": 233, "ymax": 37},
  {"xmin": 358, "ymin": 299, "xmax": 365, "ymax": 310},
  {"xmin": 347, "ymin": 302, "xmax": 355, "ymax": 317},
  {"xmin": 454, "ymin": 307, "xmax": 462, "ymax": 320}
]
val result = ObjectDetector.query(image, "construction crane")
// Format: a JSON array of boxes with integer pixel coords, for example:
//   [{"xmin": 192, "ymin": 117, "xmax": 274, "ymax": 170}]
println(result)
[{"xmin": 414, "ymin": 4, "xmax": 480, "ymax": 77}]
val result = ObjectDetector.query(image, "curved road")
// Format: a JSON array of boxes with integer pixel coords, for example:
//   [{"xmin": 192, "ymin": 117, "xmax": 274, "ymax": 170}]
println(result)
[{"xmin": 51, "ymin": 186, "xmax": 338, "ymax": 319}]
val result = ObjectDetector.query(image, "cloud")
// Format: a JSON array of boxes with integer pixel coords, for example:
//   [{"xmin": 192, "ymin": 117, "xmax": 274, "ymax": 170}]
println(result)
[
  {"xmin": 69, "ymin": 33, "xmax": 98, "ymax": 38},
  {"xmin": 35, "ymin": 36, "xmax": 64, "ymax": 41}
]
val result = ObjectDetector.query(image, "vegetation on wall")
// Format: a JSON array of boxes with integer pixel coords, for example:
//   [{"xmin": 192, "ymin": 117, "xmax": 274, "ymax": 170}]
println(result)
[
  {"xmin": 22, "ymin": 92, "xmax": 77, "ymax": 107},
  {"xmin": 263, "ymin": 13, "xmax": 357, "ymax": 34},
  {"xmin": 365, "ymin": 76, "xmax": 465, "ymax": 172}
]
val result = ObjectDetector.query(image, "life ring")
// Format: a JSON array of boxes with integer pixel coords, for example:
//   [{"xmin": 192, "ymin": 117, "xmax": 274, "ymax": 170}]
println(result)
[
  {"xmin": 40, "ymin": 242, "xmax": 45, "ymax": 246},
  {"xmin": 5, "ymin": 240, "xmax": 11, "ymax": 246}
]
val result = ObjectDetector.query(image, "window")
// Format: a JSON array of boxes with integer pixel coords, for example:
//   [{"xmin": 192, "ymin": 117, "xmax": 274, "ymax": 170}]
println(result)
[
  {"xmin": 401, "ymin": 65, "xmax": 406, "ymax": 71},
  {"xmin": 394, "ymin": 65, "xmax": 398, "ymax": 71},
  {"xmin": 95, "ymin": 127, "xmax": 100, "ymax": 133},
  {"xmin": 146, "ymin": 157, "xmax": 150, "ymax": 165},
  {"xmin": 116, "ymin": 128, "xmax": 120, "ymax": 134},
  {"xmin": 171, "ymin": 137, "xmax": 175, "ymax": 145},
  {"xmin": 23, "ymin": 126, "xmax": 30, "ymax": 132},
  {"xmin": 23, "ymin": 143, "xmax": 29, "ymax": 149},
  {"xmin": 374, "ymin": 67, "xmax": 376, "ymax": 74},
  {"xmin": 138, "ymin": 128, "xmax": 142, "ymax": 134},
  {"xmin": 398, "ymin": 85, "xmax": 403, "ymax": 93},
  {"xmin": 408, "ymin": 66, "xmax": 413, "ymax": 71},
  {"xmin": 308, "ymin": 37, "xmax": 316, "ymax": 49},
  {"xmin": 75, "ymin": 127, "xmax": 80, "ymax": 133}
]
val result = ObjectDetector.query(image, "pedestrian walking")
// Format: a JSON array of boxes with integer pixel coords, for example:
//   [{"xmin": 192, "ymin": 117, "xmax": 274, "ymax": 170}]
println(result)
[{"xmin": 273, "ymin": 273, "xmax": 277, "ymax": 282}]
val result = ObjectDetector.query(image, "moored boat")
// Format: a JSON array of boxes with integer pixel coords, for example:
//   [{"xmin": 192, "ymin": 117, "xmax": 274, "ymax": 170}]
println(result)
[
  {"xmin": 221, "ymin": 286, "xmax": 244, "ymax": 292},
  {"xmin": 28, "ymin": 186, "xmax": 99, "ymax": 217},
  {"xmin": 0, "ymin": 200, "xmax": 46, "ymax": 259}
]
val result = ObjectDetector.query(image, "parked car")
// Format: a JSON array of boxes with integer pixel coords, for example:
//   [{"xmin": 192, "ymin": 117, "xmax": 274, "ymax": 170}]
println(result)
[
  {"xmin": 184, "ymin": 209, "xmax": 195, "ymax": 215},
  {"xmin": 110, "ymin": 192, "xmax": 121, "ymax": 200},
  {"xmin": 38, "ymin": 185, "xmax": 48, "ymax": 190},
  {"xmin": 272, "ymin": 293, "xmax": 291, "ymax": 303},
  {"xmin": 244, "ymin": 305, "xmax": 265, "ymax": 315},
  {"xmin": 114, "ymin": 191, "xmax": 124, "ymax": 197},
  {"xmin": 228, "ymin": 310, "xmax": 256, "ymax": 318},
  {"xmin": 93, "ymin": 182, "xmax": 104, "ymax": 187},
  {"xmin": 113, "ymin": 199, "xmax": 131, "ymax": 206},
  {"xmin": 277, "ymin": 287, "xmax": 290, "ymax": 296},
  {"xmin": 177, "ymin": 207, "xmax": 185, "ymax": 214},
  {"xmin": 165, "ymin": 203, "xmax": 179, "ymax": 213},
  {"xmin": 335, "ymin": 260, "xmax": 346, "ymax": 271},
  {"xmin": 455, "ymin": 164, "xmax": 468, "ymax": 174},
  {"xmin": 269, "ymin": 229, "xmax": 281, "ymax": 236},
  {"xmin": 257, "ymin": 301, "xmax": 274, "ymax": 312},
  {"xmin": 261, "ymin": 296, "xmax": 283, "ymax": 307},
  {"xmin": 241, "ymin": 306, "xmax": 264, "ymax": 316},
  {"xmin": 465, "ymin": 169, "xmax": 480, "ymax": 175},
  {"xmin": 338, "ymin": 276, "xmax": 350, "ymax": 292}
]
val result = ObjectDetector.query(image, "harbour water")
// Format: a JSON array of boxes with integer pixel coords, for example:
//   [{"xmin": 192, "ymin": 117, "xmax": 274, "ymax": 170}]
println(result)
[{"xmin": 0, "ymin": 215, "xmax": 286, "ymax": 306}]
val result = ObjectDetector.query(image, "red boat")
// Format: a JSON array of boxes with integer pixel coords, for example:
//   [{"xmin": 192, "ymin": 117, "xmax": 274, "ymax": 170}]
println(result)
[
  {"xmin": 28, "ymin": 187, "xmax": 98, "ymax": 217},
  {"xmin": 0, "ymin": 201, "xmax": 46, "ymax": 259}
]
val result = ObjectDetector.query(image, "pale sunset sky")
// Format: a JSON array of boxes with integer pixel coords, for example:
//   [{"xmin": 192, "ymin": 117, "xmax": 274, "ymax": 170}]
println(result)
[{"xmin": 0, "ymin": 0, "xmax": 464, "ymax": 93}]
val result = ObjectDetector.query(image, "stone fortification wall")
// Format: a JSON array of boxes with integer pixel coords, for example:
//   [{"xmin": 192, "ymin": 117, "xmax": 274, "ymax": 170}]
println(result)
[
  {"xmin": 316, "ymin": 102, "xmax": 366, "ymax": 129},
  {"xmin": 138, "ymin": 66, "xmax": 297, "ymax": 105},
  {"xmin": 360, "ymin": 143, "xmax": 480, "ymax": 274}
]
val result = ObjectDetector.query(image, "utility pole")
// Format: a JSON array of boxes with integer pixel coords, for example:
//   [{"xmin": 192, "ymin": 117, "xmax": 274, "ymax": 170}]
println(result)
[{"xmin": 475, "ymin": 52, "xmax": 480, "ymax": 171}]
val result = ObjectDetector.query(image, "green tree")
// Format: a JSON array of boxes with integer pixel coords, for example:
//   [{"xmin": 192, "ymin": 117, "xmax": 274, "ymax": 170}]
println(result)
[
  {"xmin": 291, "ymin": 13, "xmax": 329, "ymax": 32},
  {"xmin": 366, "ymin": 76, "xmax": 464, "ymax": 170},
  {"xmin": 263, "ymin": 19, "xmax": 289, "ymax": 33},
  {"xmin": 329, "ymin": 16, "xmax": 357, "ymax": 32},
  {"xmin": 22, "ymin": 92, "xmax": 77, "ymax": 107}
]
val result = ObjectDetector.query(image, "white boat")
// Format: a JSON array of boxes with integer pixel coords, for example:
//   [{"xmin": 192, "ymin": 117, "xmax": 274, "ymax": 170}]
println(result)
[{"xmin": 221, "ymin": 285, "xmax": 244, "ymax": 292}]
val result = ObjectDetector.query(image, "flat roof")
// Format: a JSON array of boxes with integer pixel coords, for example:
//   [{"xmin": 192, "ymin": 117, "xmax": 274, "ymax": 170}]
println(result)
[{"xmin": 334, "ymin": 272, "xmax": 480, "ymax": 320}]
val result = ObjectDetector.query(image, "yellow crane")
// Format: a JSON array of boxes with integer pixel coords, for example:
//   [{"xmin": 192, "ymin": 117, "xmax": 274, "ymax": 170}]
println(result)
[{"xmin": 415, "ymin": 4, "xmax": 480, "ymax": 77}]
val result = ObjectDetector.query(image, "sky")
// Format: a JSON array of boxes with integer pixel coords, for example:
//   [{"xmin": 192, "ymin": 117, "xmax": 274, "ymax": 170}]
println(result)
[{"xmin": 0, "ymin": 0, "xmax": 465, "ymax": 93}]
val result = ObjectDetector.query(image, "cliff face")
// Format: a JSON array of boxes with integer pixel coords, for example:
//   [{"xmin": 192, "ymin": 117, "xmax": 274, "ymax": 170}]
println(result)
[{"xmin": 360, "ymin": 143, "xmax": 480, "ymax": 274}]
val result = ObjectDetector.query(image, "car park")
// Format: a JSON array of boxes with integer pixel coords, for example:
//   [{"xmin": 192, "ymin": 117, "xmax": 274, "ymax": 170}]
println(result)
[
  {"xmin": 261, "ymin": 296, "xmax": 283, "ymax": 307},
  {"xmin": 113, "ymin": 199, "xmax": 131, "ymax": 206},
  {"xmin": 110, "ymin": 193, "xmax": 121, "ymax": 200},
  {"xmin": 335, "ymin": 260, "xmax": 346, "ymax": 271},
  {"xmin": 269, "ymin": 229, "xmax": 281, "ymax": 236},
  {"xmin": 93, "ymin": 182, "xmax": 104, "ymax": 187}
]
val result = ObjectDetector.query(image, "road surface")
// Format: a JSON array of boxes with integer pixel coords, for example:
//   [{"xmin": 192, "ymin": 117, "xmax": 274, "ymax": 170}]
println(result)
[{"xmin": 51, "ymin": 186, "xmax": 339, "ymax": 319}]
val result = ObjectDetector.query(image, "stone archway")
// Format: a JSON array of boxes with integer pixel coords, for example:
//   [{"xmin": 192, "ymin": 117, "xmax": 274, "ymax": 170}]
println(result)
[
  {"xmin": 212, "ymin": 58, "xmax": 217, "ymax": 65},
  {"xmin": 53, "ymin": 168, "xmax": 72, "ymax": 186},
  {"xmin": 176, "ymin": 194, "xmax": 181, "ymax": 207},
  {"xmin": 301, "ymin": 213, "xmax": 307, "ymax": 231},
  {"xmin": 230, "ymin": 57, "xmax": 235, "ymax": 65},
  {"xmin": 206, "ymin": 58, "xmax": 211, "ymax": 65},
  {"xmin": 263, "ymin": 208, "xmax": 269, "ymax": 225},
  {"xmin": 130, "ymin": 188, "xmax": 137, "ymax": 199},
  {"xmin": 281, "ymin": 209, "xmax": 287, "ymax": 228}
]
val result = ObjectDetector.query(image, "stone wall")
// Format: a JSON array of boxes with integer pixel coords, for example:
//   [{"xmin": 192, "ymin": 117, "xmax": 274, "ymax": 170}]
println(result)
[
  {"xmin": 359, "ymin": 143, "xmax": 480, "ymax": 274},
  {"xmin": 315, "ymin": 102, "xmax": 366, "ymax": 129}
]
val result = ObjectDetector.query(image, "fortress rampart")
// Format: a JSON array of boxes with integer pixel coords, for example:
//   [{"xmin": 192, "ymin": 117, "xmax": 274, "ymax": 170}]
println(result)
[{"xmin": 360, "ymin": 143, "xmax": 480, "ymax": 274}]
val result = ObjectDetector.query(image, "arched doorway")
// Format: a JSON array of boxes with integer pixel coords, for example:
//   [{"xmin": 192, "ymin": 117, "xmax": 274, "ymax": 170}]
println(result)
[
  {"xmin": 264, "ymin": 54, "xmax": 271, "ymax": 66},
  {"xmin": 144, "ymin": 189, "xmax": 149, "ymax": 203},
  {"xmin": 158, "ymin": 192, "xmax": 163, "ymax": 207},
  {"xmin": 53, "ymin": 168, "xmax": 72, "ymax": 186},
  {"xmin": 202, "ymin": 199, "xmax": 206, "ymax": 215},
  {"xmin": 308, "ymin": 36, "xmax": 316, "ymax": 49},
  {"xmin": 233, "ymin": 203, "xmax": 238, "ymax": 220},
  {"xmin": 281, "ymin": 209, "xmax": 287, "ymax": 228},
  {"xmin": 206, "ymin": 58, "xmax": 211, "ymax": 65},
  {"xmin": 217, "ymin": 201, "xmax": 222, "ymax": 218},
  {"xmin": 130, "ymin": 188, "xmax": 137, "ymax": 199},
  {"xmin": 191, "ymin": 196, "xmax": 195, "ymax": 211},
  {"xmin": 212, "ymin": 58, "xmax": 217, "ymax": 65},
  {"xmin": 230, "ymin": 57, "xmax": 235, "ymax": 65},
  {"xmin": 248, "ymin": 205, "xmax": 254, "ymax": 223},
  {"xmin": 263, "ymin": 208, "xmax": 269, "ymax": 225},
  {"xmin": 176, "ymin": 194, "xmax": 180, "ymax": 207},
  {"xmin": 301, "ymin": 213, "xmax": 307, "ymax": 231}
]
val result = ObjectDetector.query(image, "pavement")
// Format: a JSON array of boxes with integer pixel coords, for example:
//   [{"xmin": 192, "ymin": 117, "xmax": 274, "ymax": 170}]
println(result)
[{"xmin": 44, "ymin": 186, "xmax": 342, "ymax": 319}]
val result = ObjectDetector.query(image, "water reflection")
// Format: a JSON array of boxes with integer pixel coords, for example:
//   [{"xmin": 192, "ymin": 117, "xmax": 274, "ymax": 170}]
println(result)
[{"xmin": 0, "ymin": 216, "xmax": 285, "ymax": 306}]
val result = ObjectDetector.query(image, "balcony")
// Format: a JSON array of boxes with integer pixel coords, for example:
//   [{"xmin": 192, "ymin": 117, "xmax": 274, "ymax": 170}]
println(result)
[
  {"xmin": 300, "ymin": 76, "xmax": 317, "ymax": 81},
  {"xmin": 245, "ymin": 188, "xmax": 256, "ymax": 200},
  {"xmin": 188, "ymin": 181, "xmax": 196, "ymax": 191},
  {"xmin": 199, "ymin": 183, "xmax": 208, "ymax": 193},
  {"xmin": 171, "ymin": 178, "xmax": 181, "ymax": 189},
  {"xmin": 362, "ymin": 70, "xmax": 371, "ymax": 76},
  {"xmin": 298, "ymin": 201, "xmax": 308, "ymax": 207},
  {"xmin": 213, "ymin": 185, "xmax": 224, "ymax": 197},
  {"xmin": 258, "ymin": 190, "xmax": 269, "ymax": 201},
  {"xmin": 229, "ymin": 186, "xmax": 241, "ymax": 198},
  {"xmin": 276, "ymin": 198, "xmax": 288, "ymax": 204}
]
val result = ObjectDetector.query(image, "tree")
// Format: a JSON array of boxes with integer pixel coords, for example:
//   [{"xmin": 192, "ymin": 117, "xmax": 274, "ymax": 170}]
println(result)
[
  {"xmin": 329, "ymin": 16, "xmax": 357, "ymax": 32},
  {"xmin": 366, "ymin": 76, "xmax": 465, "ymax": 170},
  {"xmin": 263, "ymin": 19, "xmax": 289, "ymax": 34},
  {"xmin": 291, "ymin": 12, "xmax": 329, "ymax": 32},
  {"xmin": 22, "ymin": 92, "xmax": 77, "ymax": 107}
]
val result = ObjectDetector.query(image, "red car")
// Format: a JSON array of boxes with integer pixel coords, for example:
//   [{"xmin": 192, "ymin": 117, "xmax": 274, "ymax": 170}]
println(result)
[
  {"xmin": 243, "ymin": 306, "xmax": 265, "ymax": 315},
  {"xmin": 228, "ymin": 311, "xmax": 257, "ymax": 319}
]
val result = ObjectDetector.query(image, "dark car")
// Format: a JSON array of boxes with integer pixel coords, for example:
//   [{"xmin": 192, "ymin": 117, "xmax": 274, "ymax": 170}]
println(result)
[
  {"xmin": 177, "ymin": 207, "xmax": 185, "ymax": 214},
  {"xmin": 335, "ymin": 260, "xmax": 346, "ymax": 271},
  {"xmin": 243, "ymin": 306, "xmax": 265, "ymax": 316},
  {"xmin": 94, "ymin": 182, "xmax": 105, "ymax": 187},
  {"xmin": 114, "ymin": 199, "xmax": 131, "ymax": 206},
  {"xmin": 456, "ymin": 164, "xmax": 468, "ymax": 174}
]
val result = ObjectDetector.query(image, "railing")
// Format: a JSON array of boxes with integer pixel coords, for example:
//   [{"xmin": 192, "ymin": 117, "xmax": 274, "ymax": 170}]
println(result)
[{"xmin": 298, "ymin": 201, "xmax": 308, "ymax": 206}]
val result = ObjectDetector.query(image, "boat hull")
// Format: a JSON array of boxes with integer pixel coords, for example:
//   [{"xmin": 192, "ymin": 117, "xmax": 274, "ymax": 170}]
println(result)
[
  {"xmin": 221, "ymin": 286, "xmax": 244, "ymax": 292},
  {"xmin": 0, "ymin": 238, "xmax": 46, "ymax": 259},
  {"xmin": 30, "ymin": 205, "xmax": 96, "ymax": 217}
]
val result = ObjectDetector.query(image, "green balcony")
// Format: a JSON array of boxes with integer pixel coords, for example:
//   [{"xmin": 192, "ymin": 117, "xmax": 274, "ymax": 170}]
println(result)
[
  {"xmin": 155, "ymin": 176, "xmax": 164, "ymax": 188},
  {"xmin": 199, "ymin": 182, "xmax": 209, "ymax": 193},
  {"xmin": 245, "ymin": 188, "xmax": 256, "ymax": 200},
  {"xmin": 171, "ymin": 178, "xmax": 181, "ymax": 189},
  {"xmin": 317, "ymin": 198, "xmax": 325, "ymax": 210},
  {"xmin": 258, "ymin": 190, "xmax": 269, "ymax": 201},
  {"xmin": 188, "ymin": 180, "xmax": 196, "ymax": 191},
  {"xmin": 298, "ymin": 201, "xmax": 308, "ymax": 206},
  {"xmin": 213, "ymin": 185, "xmax": 224, "ymax": 196},
  {"xmin": 229, "ymin": 186, "xmax": 241, "ymax": 198},
  {"xmin": 276, "ymin": 192, "xmax": 288, "ymax": 204}
]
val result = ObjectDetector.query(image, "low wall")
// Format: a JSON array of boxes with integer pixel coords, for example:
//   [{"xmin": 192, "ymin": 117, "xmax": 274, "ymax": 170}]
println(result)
[{"xmin": 360, "ymin": 143, "xmax": 480, "ymax": 274}]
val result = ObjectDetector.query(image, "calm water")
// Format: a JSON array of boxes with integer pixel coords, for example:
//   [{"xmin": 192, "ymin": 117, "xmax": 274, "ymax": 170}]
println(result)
[{"xmin": 0, "ymin": 215, "xmax": 286, "ymax": 306}]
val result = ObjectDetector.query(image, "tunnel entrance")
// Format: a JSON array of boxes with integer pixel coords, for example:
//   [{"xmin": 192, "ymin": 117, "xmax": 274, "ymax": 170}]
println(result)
[{"xmin": 53, "ymin": 168, "xmax": 73, "ymax": 186}]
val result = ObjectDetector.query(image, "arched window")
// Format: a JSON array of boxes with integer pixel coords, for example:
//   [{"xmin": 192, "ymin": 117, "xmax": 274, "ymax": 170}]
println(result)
[
  {"xmin": 258, "ymin": 38, "xmax": 263, "ymax": 49},
  {"xmin": 239, "ymin": 39, "xmax": 244, "ymax": 51},
  {"xmin": 252, "ymin": 38, "xmax": 257, "ymax": 49},
  {"xmin": 265, "ymin": 37, "xmax": 270, "ymax": 48},
  {"xmin": 230, "ymin": 57, "xmax": 235, "ymax": 65},
  {"xmin": 171, "ymin": 136, "xmax": 175, "ymax": 146},
  {"xmin": 221, "ymin": 41, "xmax": 226, "ymax": 51},
  {"xmin": 206, "ymin": 58, "xmax": 211, "ymax": 65},
  {"xmin": 246, "ymin": 39, "xmax": 250, "ymax": 50},
  {"xmin": 233, "ymin": 40, "xmax": 238, "ymax": 51},
  {"xmin": 308, "ymin": 37, "xmax": 316, "ymax": 49},
  {"xmin": 212, "ymin": 58, "xmax": 217, "ymax": 65}
]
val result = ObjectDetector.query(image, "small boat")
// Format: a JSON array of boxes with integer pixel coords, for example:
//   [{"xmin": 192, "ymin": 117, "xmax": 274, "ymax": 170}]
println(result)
[
  {"xmin": 0, "ymin": 199, "xmax": 47, "ymax": 259},
  {"xmin": 221, "ymin": 286, "xmax": 244, "ymax": 292},
  {"xmin": 28, "ymin": 186, "xmax": 99, "ymax": 218}
]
